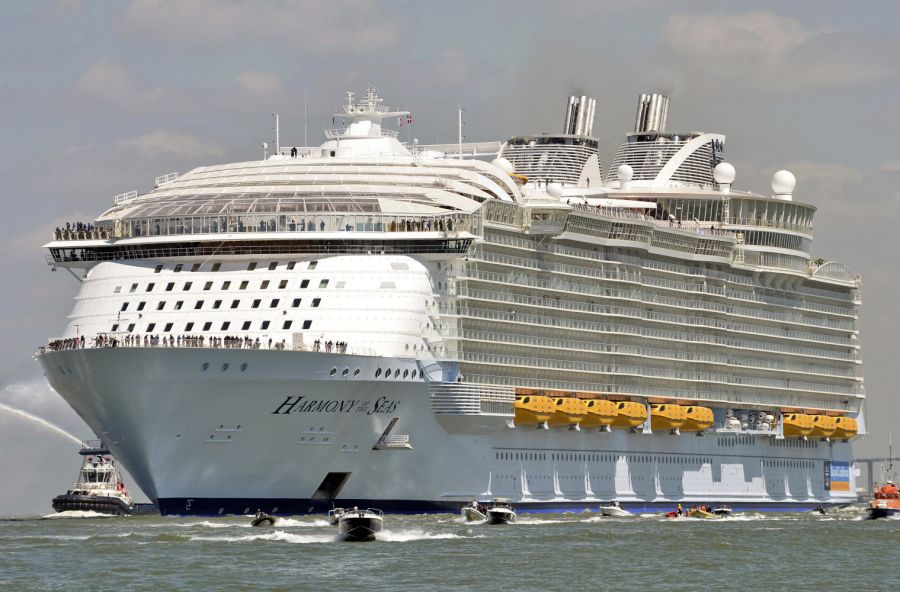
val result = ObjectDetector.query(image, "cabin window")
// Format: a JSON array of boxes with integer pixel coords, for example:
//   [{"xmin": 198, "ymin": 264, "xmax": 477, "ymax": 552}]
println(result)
[
  {"xmin": 174, "ymin": 264, "xmax": 183, "ymax": 273},
  {"xmin": 191, "ymin": 263, "xmax": 201, "ymax": 272},
  {"xmin": 269, "ymin": 299, "xmax": 280, "ymax": 308},
  {"xmin": 300, "ymin": 279, "xmax": 310, "ymax": 288},
  {"xmin": 165, "ymin": 282, "xmax": 175, "ymax": 292},
  {"xmin": 213, "ymin": 300, "xmax": 222, "ymax": 309},
  {"xmin": 120, "ymin": 302, "xmax": 129, "ymax": 312},
  {"xmin": 286, "ymin": 262, "xmax": 296, "ymax": 271},
  {"xmin": 211, "ymin": 263, "xmax": 221, "ymax": 272},
  {"xmin": 202, "ymin": 322, "xmax": 212, "ymax": 331},
  {"xmin": 185, "ymin": 322, "xmax": 194, "ymax": 332},
  {"xmin": 175, "ymin": 301, "xmax": 184, "ymax": 310},
  {"xmin": 240, "ymin": 280, "xmax": 249, "ymax": 290},
  {"xmin": 195, "ymin": 300, "xmax": 204, "ymax": 309},
  {"xmin": 164, "ymin": 323, "xmax": 173, "ymax": 332},
  {"xmin": 308, "ymin": 261, "xmax": 318, "ymax": 270},
  {"xmin": 137, "ymin": 302, "xmax": 146, "ymax": 311},
  {"xmin": 222, "ymin": 281, "xmax": 231, "ymax": 290},
  {"xmin": 319, "ymin": 279, "xmax": 329, "ymax": 288},
  {"xmin": 203, "ymin": 281, "xmax": 212, "ymax": 290},
  {"xmin": 242, "ymin": 321, "xmax": 251, "ymax": 330},
  {"xmin": 252, "ymin": 299, "xmax": 261, "ymax": 309},
  {"xmin": 127, "ymin": 324, "xmax": 135, "ymax": 332},
  {"xmin": 230, "ymin": 300, "xmax": 240, "ymax": 309},
  {"xmin": 154, "ymin": 265, "xmax": 163, "ymax": 273},
  {"xmin": 146, "ymin": 283, "xmax": 155, "ymax": 292},
  {"xmin": 261, "ymin": 320, "xmax": 270, "ymax": 330},
  {"xmin": 279, "ymin": 280, "xmax": 288, "ymax": 289},
  {"xmin": 183, "ymin": 282, "xmax": 193, "ymax": 291},
  {"xmin": 157, "ymin": 301, "xmax": 166, "ymax": 310},
  {"xmin": 302, "ymin": 320, "xmax": 312, "ymax": 329},
  {"xmin": 268, "ymin": 262, "xmax": 277, "ymax": 270},
  {"xmin": 247, "ymin": 262, "xmax": 257, "ymax": 271},
  {"xmin": 282, "ymin": 320, "xmax": 293, "ymax": 330},
  {"xmin": 147, "ymin": 323, "xmax": 156, "ymax": 332},
  {"xmin": 261, "ymin": 280, "xmax": 270, "ymax": 289},
  {"xmin": 292, "ymin": 298, "xmax": 301, "ymax": 307},
  {"xmin": 221, "ymin": 321, "xmax": 231, "ymax": 330},
  {"xmin": 312, "ymin": 298, "xmax": 321, "ymax": 308}
]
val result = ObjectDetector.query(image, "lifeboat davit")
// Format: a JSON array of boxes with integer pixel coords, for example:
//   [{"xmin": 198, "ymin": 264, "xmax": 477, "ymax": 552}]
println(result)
[
  {"xmin": 782, "ymin": 413, "xmax": 814, "ymax": 437},
  {"xmin": 831, "ymin": 416, "xmax": 858, "ymax": 440},
  {"xmin": 610, "ymin": 401, "xmax": 647, "ymax": 429},
  {"xmin": 650, "ymin": 404, "xmax": 687, "ymax": 431},
  {"xmin": 808, "ymin": 415, "xmax": 837, "ymax": 438},
  {"xmin": 514, "ymin": 395, "xmax": 554, "ymax": 426},
  {"xmin": 548, "ymin": 397, "xmax": 587, "ymax": 428},
  {"xmin": 581, "ymin": 399, "xmax": 618, "ymax": 428},
  {"xmin": 680, "ymin": 406, "xmax": 714, "ymax": 432}
]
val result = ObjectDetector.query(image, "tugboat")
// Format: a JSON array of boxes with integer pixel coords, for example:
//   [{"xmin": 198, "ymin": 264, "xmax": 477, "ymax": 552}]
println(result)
[
  {"xmin": 485, "ymin": 498, "xmax": 517, "ymax": 524},
  {"xmin": 51, "ymin": 440, "xmax": 133, "ymax": 515},
  {"xmin": 867, "ymin": 482, "xmax": 900, "ymax": 519},
  {"xmin": 338, "ymin": 507, "xmax": 384, "ymax": 541}
]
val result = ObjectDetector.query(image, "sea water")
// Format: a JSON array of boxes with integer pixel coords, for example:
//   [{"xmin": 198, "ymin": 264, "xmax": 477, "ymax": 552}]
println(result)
[{"xmin": 0, "ymin": 507, "xmax": 896, "ymax": 591}]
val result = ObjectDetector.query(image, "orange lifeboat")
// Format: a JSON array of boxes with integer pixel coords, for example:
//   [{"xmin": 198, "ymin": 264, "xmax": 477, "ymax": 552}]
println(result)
[
  {"xmin": 547, "ymin": 397, "xmax": 587, "ymax": 428},
  {"xmin": 611, "ymin": 401, "xmax": 647, "ymax": 429},
  {"xmin": 831, "ymin": 416, "xmax": 858, "ymax": 440},
  {"xmin": 581, "ymin": 399, "xmax": 618, "ymax": 428},
  {"xmin": 808, "ymin": 415, "xmax": 837, "ymax": 438},
  {"xmin": 514, "ymin": 395, "xmax": 554, "ymax": 426},
  {"xmin": 680, "ymin": 406, "xmax": 714, "ymax": 432},
  {"xmin": 782, "ymin": 413, "xmax": 814, "ymax": 437},
  {"xmin": 650, "ymin": 404, "xmax": 687, "ymax": 431}
]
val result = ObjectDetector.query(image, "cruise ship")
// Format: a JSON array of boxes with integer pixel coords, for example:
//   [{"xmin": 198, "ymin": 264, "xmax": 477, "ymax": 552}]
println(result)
[{"xmin": 38, "ymin": 87, "xmax": 864, "ymax": 514}]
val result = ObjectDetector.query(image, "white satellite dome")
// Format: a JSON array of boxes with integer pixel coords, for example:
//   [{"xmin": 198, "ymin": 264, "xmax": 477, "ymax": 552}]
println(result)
[
  {"xmin": 713, "ymin": 162, "xmax": 736, "ymax": 185},
  {"xmin": 491, "ymin": 157, "xmax": 515, "ymax": 175},
  {"xmin": 771, "ymin": 169, "xmax": 796, "ymax": 196},
  {"xmin": 616, "ymin": 164, "xmax": 634, "ymax": 183},
  {"xmin": 547, "ymin": 182, "xmax": 563, "ymax": 199}
]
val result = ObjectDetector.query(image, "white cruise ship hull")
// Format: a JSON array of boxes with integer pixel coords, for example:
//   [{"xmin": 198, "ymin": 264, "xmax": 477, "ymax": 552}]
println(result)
[{"xmin": 41, "ymin": 347, "xmax": 857, "ymax": 515}]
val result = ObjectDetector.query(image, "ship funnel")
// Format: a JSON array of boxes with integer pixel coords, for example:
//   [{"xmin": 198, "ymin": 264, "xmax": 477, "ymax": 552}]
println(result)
[
  {"xmin": 634, "ymin": 93, "xmax": 670, "ymax": 133},
  {"xmin": 563, "ymin": 95, "xmax": 597, "ymax": 136}
]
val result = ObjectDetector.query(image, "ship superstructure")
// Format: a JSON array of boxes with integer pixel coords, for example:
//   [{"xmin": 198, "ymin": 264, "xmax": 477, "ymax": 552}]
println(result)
[{"xmin": 38, "ymin": 87, "xmax": 863, "ymax": 514}]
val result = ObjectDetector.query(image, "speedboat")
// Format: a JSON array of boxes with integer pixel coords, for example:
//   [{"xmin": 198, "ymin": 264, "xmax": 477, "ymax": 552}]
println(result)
[
  {"xmin": 687, "ymin": 506, "xmax": 720, "ymax": 519},
  {"xmin": 711, "ymin": 506, "xmax": 733, "ymax": 516},
  {"xmin": 462, "ymin": 501, "xmax": 487, "ymax": 522},
  {"xmin": 327, "ymin": 507, "xmax": 346, "ymax": 525},
  {"xmin": 251, "ymin": 511, "xmax": 276, "ymax": 527},
  {"xmin": 599, "ymin": 501, "xmax": 632, "ymax": 517},
  {"xmin": 338, "ymin": 507, "xmax": 384, "ymax": 541},
  {"xmin": 485, "ymin": 498, "xmax": 517, "ymax": 524},
  {"xmin": 51, "ymin": 441, "xmax": 134, "ymax": 515}
]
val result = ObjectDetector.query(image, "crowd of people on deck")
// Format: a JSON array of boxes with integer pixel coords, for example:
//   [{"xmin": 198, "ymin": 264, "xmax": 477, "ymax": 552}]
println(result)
[{"xmin": 43, "ymin": 333, "xmax": 349, "ymax": 354}]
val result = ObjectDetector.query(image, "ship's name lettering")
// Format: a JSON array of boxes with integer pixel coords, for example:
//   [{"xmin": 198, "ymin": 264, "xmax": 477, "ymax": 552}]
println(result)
[{"xmin": 272, "ymin": 395, "xmax": 399, "ymax": 415}]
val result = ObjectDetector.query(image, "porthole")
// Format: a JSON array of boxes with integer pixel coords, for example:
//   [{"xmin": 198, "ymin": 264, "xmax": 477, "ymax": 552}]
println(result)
[
  {"xmin": 353, "ymin": 369, "xmax": 360, "ymax": 377},
  {"xmin": 412, "ymin": 370, "xmax": 417, "ymax": 379},
  {"xmin": 221, "ymin": 363, "xmax": 229, "ymax": 371},
  {"xmin": 385, "ymin": 368, "xmax": 391, "ymax": 377},
  {"xmin": 394, "ymin": 369, "xmax": 400, "ymax": 378},
  {"xmin": 201, "ymin": 363, "xmax": 209, "ymax": 371},
  {"xmin": 329, "ymin": 368, "xmax": 337, "ymax": 376},
  {"xmin": 240, "ymin": 363, "xmax": 248, "ymax": 372},
  {"xmin": 342, "ymin": 368, "xmax": 349, "ymax": 377},
  {"xmin": 403, "ymin": 369, "xmax": 409, "ymax": 378},
  {"xmin": 375, "ymin": 368, "xmax": 382, "ymax": 378}
]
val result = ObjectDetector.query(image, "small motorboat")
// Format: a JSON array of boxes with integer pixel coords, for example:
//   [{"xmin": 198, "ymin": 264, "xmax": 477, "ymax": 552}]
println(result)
[
  {"xmin": 599, "ymin": 501, "xmax": 631, "ymax": 517},
  {"xmin": 813, "ymin": 506, "xmax": 827, "ymax": 516},
  {"xmin": 711, "ymin": 506, "xmax": 733, "ymax": 516},
  {"xmin": 338, "ymin": 507, "xmax": 384, "ymax": 541},
  {"xmin": 462, "ymin": 501, "xmax": 487, "ymax": 522},
  {"xmin": 485, "ymin": 498, "xmax": 517, "ymax": 524},
  {"xmin": 327, "ymin": 507, "xmax": 346, "ymax": 525},
  {"xmin": 251, "ymin": 510, "xmax": 276, "ymax": 527}
]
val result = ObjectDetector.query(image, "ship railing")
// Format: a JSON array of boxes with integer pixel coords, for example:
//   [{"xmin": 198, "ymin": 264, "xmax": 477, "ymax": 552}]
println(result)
[
  {"xmin": 454, "ymin": 285, "xmax": 854, "ymax": 337},
  {"xmin": 43, "ymin": 335, "xmax": 376, "ymax": 357},
  {"xmin": 463, "ymin": 373, "xmax": 858, "ymax": 413},
  {"xmin": 114, "ymin": 190, "xmax": 138, "ymax": 205},
  {"xmin": 55, "ymin": 211, "xmax": 474, "ymax": 241},
  {"xmin": 451, "ymin": 328, "xmax": 859, "ymax": 379},
  {"xmin": 452, "ymin": 306, "xmax": 857, "ymax": 361},
  {"xmin": 458, "ymin": 351, "xmax": 859, "ymax": 396}
]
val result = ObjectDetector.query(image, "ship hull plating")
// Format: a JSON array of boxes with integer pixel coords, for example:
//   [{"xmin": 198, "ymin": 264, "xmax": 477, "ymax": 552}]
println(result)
[{"xmin": 41, "ymin": 347, "xmax": 857, "ymax": 515}]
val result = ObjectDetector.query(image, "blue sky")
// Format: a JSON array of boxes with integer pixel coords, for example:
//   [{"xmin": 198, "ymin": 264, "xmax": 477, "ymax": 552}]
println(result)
[{"xmin": 1, "ymin": 0, "xmax": 898, "ymax": 514}]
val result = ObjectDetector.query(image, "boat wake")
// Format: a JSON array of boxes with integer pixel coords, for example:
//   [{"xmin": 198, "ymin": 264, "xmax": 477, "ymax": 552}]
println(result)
[
  {"xmin": 189, "ymin": 530, "xmax": 336, "ymax": 544},
  {"xmin": 41, "ymin": 510, "xmax": 116, "ymax": 519},
  {"xmin": 377, "ymin": 529, "xmax": 470, "ymax": 542}
]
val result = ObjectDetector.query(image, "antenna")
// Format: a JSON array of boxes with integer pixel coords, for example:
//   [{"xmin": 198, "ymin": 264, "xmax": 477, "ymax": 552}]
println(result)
[
  {"xmin": 304, "ymin": 89, "xmax": 308, "ymax": 147},
  {"xmin": 274, "ymin": 113, "xmax": 280, "ymax": 155},
  {"xmin": 458, "ymin": 104, "xmax": 465, "ymax": 160}
]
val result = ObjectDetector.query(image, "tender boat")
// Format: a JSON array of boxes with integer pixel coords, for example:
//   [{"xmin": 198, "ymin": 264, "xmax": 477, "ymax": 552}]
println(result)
[
  {"xmin": 327, "ymin": 507, "xmax": 347, "ymax": 525},
  {"xmin": 251, "ymin": 511, "xmax": 276, "ymax": 527},
  {"xmin": 599, "ymin": 501, "xmax": 631, "ymax": 517},
  {"xmin": 338, "ymin": 507, "xmax": 384, "ymax": 541},
  {"xmin": 51, "ymin": 440, "xmax": 134, "ymax": 515},
  {"xmin": 486, "ymin": 498, "xmax": 517, "ymax": 524},
  {"xmin": 462, "ymin": 501, "xmax": 487, "ymax": 522},
  {"xmin": 867, "ymin": 482, "xmax": 900, "ymax": 519}
]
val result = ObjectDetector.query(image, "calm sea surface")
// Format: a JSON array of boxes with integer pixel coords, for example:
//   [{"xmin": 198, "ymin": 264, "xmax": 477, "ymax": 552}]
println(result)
[{"xmin": 1, "ymin": 507, "xmax": 897, "ymax": 591}]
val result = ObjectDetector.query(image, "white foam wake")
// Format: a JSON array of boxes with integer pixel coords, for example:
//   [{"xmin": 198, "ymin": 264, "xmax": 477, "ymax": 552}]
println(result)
[
  {"xmin": 42, "ymin": 510, "xmax": 116, "ymax": 519},
  {"xmin": 190, "ymin": 530, "xmax": 336, "ymax": 544}
]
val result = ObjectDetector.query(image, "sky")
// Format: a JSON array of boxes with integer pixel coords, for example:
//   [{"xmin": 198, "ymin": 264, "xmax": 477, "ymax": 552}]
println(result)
[{"xmin": 1, "ymin": 0, "xmax": 899, "ymax": 515}]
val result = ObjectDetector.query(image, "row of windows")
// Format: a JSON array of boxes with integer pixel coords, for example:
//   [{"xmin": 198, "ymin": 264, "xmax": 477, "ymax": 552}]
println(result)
[
  {"xmin": 114, "ymin": 278, "xmax": 329, "ymax": 294},
  {"xmin": 772, "ymin": 438, "xmax": 819, "ymax": 448},
  {"xmin": 153, "ymin": 260, "xmax": 317, "ymax": 274},
  {"xmin": 495, "ymin": 451, "xmax": 713, "ymax": 465},
  {"xmin": 110, "ymin": 319, "xmax": 313, "ymax": 333},
  {"xmin": 120, "ymin": 297, "xmax": 320, "ymax": 312}
]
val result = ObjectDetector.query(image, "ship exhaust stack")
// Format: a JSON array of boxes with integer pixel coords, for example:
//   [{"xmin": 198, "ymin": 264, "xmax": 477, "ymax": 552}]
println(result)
[
  {"xmin": 634, "ymin": 93, "xmax": 670, "ymax": 133},
  {"xmin": 563, "ymin": 95, "xmax": 596, "ymax": 137}
]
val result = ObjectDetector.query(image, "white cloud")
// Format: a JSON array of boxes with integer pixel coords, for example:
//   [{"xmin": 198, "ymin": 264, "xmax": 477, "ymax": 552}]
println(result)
[
  {"xmin": 71, "ymin": 57, "xmax": 166, "ymax": 111},
  {"xmin": 119, "ymin": 130, "xmax": 224, "ymax": 158},
  {"xmin": 115, "ymin": 0, "xmax": 404, "ymax": 53},
  {"xmin": 878, "ymin": 161, "xmax": 900, "ymax": 172},
  {"xmin": 236, "ymin": 70, "xmax": 283, "ymax": 96},
  {"xmin": 662, "ymin": 11, "xmax": 895, "ymax": 92}
]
